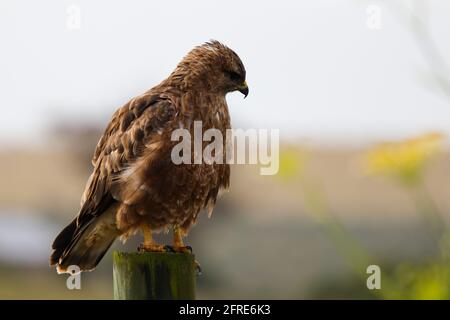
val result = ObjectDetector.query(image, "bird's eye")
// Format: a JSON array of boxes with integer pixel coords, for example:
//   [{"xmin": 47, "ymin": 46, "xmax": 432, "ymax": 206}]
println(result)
[{"xmin": 227, "ymin": 70, "xmax": 242, "ymax": 82}]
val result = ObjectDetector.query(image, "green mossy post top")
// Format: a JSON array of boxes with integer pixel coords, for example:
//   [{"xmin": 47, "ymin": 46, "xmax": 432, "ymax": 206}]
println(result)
[{"xmin": 113, "ymin": 251, "xmax": 196, "ymax": 300}]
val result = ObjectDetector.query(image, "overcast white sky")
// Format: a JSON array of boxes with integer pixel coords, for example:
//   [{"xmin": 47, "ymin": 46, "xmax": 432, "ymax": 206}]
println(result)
[{"xmin": 1, "ymin": 0, "xmax": 450, "ymax": 146}]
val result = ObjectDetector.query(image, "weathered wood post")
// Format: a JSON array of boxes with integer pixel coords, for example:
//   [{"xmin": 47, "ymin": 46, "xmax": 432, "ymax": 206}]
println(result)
[{"xmin": 113, "ymin": 251, "xmax": 196, "ymax": 300}]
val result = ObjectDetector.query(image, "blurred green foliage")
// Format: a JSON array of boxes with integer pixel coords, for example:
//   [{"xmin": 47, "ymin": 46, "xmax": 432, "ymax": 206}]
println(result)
[{"xmin": 278, "ymin": 135, "xmax": 450, "ymax": 299}]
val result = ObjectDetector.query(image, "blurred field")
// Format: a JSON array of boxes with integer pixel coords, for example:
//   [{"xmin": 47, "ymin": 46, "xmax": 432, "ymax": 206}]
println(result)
[{"xmin": 0, "ymin": 138, "xmax": 448, "ymax": 299}]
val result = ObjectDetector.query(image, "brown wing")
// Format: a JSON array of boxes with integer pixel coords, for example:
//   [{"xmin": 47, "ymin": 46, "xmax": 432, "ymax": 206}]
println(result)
[
  {"xmin": 77, "ymin": 92, "xmax": 178, "ymax": 225},
  {"xmin": 51, "ymin": 92, "xmax": 178, "ymax": 267}
]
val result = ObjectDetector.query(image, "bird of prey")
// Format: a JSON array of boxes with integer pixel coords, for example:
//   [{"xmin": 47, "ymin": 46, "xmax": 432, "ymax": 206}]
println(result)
[{"xmin": 50, "ymin": 40, "xmax": 248, "ymax": 273}]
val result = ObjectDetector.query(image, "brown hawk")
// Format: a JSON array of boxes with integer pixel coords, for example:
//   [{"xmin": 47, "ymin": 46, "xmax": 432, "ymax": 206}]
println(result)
[{"xmin": 50, "ymin": 41, "xmax": 248, "ymax": 273}]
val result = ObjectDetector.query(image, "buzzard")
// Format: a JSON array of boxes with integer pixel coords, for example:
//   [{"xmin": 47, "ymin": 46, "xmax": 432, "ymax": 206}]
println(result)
[{"xmin": 50, "ymin": 41, "xmax": 248, "ymax": 273}]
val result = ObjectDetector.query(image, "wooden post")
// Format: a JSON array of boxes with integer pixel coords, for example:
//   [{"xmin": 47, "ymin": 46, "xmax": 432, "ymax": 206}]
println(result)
[{"xmin": 113, "ymin": 251, "xmax": 196, "ymax": 300}]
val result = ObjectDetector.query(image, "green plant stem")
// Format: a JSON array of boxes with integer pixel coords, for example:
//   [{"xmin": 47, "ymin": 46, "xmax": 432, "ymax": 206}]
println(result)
[
  {"xmin": 300, "ymin": 179, "xmax": 394, "ymax": 299},
  {"xmin": 408, "ymin": 183, "xmax": 446, "ymax": 245}
]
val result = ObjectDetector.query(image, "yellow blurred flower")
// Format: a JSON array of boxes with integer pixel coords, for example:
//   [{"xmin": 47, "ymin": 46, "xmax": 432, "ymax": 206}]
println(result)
[
  {"xmin": 391, "ymin": 263, "xmax": 450, "ymax": 300},
  {"xmin": 278, "ymin": 147, "xmax": 306, "ymax": 180},
  {"xmin": 364, "ymin": 132, "xmax": 444, "ymax": 185}
]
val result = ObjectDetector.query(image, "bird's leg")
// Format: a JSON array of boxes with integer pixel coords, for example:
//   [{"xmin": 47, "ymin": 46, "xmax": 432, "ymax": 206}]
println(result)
[
  {"xmin": 163, "ymin": 226, "xmax": 191, "ymax": 253},
  {"xmin": 165, "ymin": 226, "xmax": 201, "ymax": 274},
  {"xmin": 165, "ymin": 226, "xmax": 192, "ymax": 254},
  {"xmin": 138, "ymin": 224, "xmax": 166, "ymax": 252}
]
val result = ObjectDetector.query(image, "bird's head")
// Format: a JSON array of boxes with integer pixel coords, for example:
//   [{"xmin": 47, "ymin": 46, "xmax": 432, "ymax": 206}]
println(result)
[{"xmin": 170, "ymin": 40, "xmax": 249, "ymax": 98}]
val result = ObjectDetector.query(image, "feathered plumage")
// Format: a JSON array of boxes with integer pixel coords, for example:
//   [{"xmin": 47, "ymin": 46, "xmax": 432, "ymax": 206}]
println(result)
[{"xmin": 50, "ymin": 40, "xmax": 248, "ymax": 273}]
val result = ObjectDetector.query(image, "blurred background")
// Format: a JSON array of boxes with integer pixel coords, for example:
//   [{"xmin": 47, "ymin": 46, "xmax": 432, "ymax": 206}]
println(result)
[{"xmin": 1, "ymin": 0, "xmax": 450, "ymax": 299}]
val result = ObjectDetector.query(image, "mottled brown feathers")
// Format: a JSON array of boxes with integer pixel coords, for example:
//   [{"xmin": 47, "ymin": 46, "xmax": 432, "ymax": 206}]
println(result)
[{"xmin": 51, "ymin": 40, "xmax": 246, "ymax": 272}]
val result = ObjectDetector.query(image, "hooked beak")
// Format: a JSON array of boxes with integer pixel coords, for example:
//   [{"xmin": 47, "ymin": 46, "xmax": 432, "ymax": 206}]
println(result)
[{"xmin": 237, "ymin": 81, "xmax": 249, "ymax": 98}]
